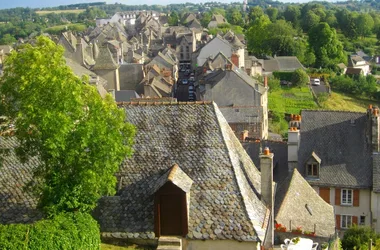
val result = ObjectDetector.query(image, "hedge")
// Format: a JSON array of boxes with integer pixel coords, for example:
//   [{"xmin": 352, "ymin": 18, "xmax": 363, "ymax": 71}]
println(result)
[
  {"xmin": 273, "ymin": 71, "xmax": 293, "ymax": 82},
  {"xmin": 0, "ymin": 212, "xmax": 100, "ymax": 250}
]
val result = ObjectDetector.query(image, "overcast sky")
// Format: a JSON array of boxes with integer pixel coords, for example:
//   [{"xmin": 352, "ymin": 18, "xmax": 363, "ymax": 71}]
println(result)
[{"xmin": 0, "ymin": 0, "xmax": 342, "ymax": 9}]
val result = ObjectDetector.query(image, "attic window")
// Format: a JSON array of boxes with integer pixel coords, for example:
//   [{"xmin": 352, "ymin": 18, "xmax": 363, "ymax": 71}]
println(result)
[{"xmin": 306, "ymin": 163, "xmax": 319, "ymax": 178}]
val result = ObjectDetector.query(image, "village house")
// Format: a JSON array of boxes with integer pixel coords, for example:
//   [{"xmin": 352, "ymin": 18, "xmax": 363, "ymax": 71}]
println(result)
[
  {"xmin": 262, "ymin": 56, "xmax": 305, "ymax": 76},
  {"xmin": 207, "ymin": 14, "xmax": 228, "ymax": 29},
  {"xmin": 195, "ymin": 58, "xmax": 269, "ymax": 139},
  {"xmin": 346, "ymin": 54, "xmax": 371, "ymax": 76},
  {"xmin": 288, "ymin": 107, "xmax": 380, "ymax": 234}
]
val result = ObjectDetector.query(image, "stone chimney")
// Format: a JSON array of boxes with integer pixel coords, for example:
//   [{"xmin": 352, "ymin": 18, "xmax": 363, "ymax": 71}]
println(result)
[
  {"xmin": 288, "ymin": 115, "xmax": 300, "ymax": 172},
  {"xmin": 240, "ymin": 130, "xmax": 248, "ymax": 142},
  {"xmin": 371, "ymin": 105, "xmax": 380, "ymax": 152},
  {"xmin": 231, "ymin": 53, "xmax": 239, "ymax": 67},
  {"xmin": 260, "ymin": 147, "xmax": 274, "ymax": 248},
  {"xmin": 225, "ymin": 64, "xmax": 232, "ymax": 71}
]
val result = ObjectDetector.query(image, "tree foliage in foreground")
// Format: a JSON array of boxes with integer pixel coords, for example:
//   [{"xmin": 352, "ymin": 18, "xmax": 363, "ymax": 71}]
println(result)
[
  {"xmin": 342, "ymin": 225, "xmax": 379, "ymax": 250},
  {"xmin": 0, "ymin": 36, "xmax": 135, "ymax": 215}
]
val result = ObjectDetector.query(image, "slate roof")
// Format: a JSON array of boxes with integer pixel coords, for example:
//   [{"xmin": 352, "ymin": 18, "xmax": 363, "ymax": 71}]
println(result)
[
  {"xmin": 114, "ymin": 90, "xmax": 140, "ymax": 102},
  {"xmin": 187, "ymin": 19, "xmax": 202, "ymax": 29},
  {"xmin": 274, "ymin": 169, "xmax": 335, "ymax": 238},
  {"xmin": 346, "ymin": 67, "xmax": 363, "ymax": 75},
  {"xmin": 95, "ymin": 102, "xmax": 270, "ymax": 242},
  {"xmin": 263, "ymin": 57, "xmax": 304, "ymax": 73},
  {"xmin": 119, "ymin": 64, "xmax": 144, "ymax": 90},
  {"xmin": 92, "ymin": 47, "xmax": 119, "ymax": 70},
  {"xmin": 298, "ymin": 110, "xmax": 372, "ymax": 188},
  {"xmin": 218, "ymin": 106, "xmax": 262, "ymax": 123},
  {"xmin": 0, "ymin": 137, "xmax": 43, "ymax": 224},
  {"xmin": 242, "ymin": 140, "xmax": 288, "ymax": 183}
]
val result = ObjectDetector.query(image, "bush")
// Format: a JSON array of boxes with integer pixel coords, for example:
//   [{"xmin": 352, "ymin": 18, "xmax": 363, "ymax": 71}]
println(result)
[
  {"xmin": 342, "ymin": 225, "xmax": 379, "ymax": 250},
  {"xmin": 292, "ymin": 69, "xmax": 309, "ymax": 87},
  {"xmin": 273, "ymin": 71, "xmax": 293, "ymax": 81},
  {"xmin": 0, "ymin": 213, "xmax": 100, "ymax": 250}
]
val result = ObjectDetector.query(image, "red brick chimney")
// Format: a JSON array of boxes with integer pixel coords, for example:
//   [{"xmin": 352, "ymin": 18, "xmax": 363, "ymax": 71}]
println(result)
[{"xmin": 231, "ymin": 53, "xmax": 239, "ymax": 67}]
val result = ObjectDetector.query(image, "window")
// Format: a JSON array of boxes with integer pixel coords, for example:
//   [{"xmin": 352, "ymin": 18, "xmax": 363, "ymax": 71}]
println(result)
[
  {"xmin": 307, "ymin": 163, "xmax": 319, "ymax": 177},
  {"xmin": 342, "ymin": 189, "xmax": 353, "ymax": 205},
  {"xmin": 341, "ymin": 215, "xmax": 352, "ymax": 228},
  {"xmin": 360, "ymin": 216, "xmax": 365, "ymax": 225}
]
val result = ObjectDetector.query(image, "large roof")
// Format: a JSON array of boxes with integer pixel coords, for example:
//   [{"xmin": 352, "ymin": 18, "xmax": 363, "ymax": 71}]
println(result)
[
  {"xmin": 274, "ymin": 169, "xmax": 335, "ymax": 237},
  {"xmin": 298, "ymin": 110, "xmax": 372, "ymax": 188},
  {"xmin": 95, "ymin": 102, "xmax": 269, "ymax": 242},
  {"xmin": 0, "ymin": 137, "xmax": 43, "ymax": 224}
]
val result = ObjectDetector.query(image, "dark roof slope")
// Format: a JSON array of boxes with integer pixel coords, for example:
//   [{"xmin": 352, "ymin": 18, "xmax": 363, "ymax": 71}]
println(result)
[
  {"xmin": 298, "ymin": 110, "xmax": 372, "ymax": 188},
  {"xmin": 274, "ymin": 169, "xmax": 335, "ymax": 237},
  {"xmin": 95, "ymin": 102, "xmax": 269, "ymax": 242},
  {"xmin": 0, "ymin": 137, "xmax": 43, "ymax": 224}
]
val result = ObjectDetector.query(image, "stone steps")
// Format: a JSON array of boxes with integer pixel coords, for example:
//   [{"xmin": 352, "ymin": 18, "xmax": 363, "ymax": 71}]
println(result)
[{"xmin": 157, "ymin": 236, "xmax": 182, "ymax": 250}]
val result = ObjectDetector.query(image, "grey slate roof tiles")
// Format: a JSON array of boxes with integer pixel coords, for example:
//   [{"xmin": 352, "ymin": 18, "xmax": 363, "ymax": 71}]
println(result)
[
  {"xmin": 298, "ymin": 110, "xmax": 372, "ymax": 188},
  {"xmin": 95, "ymin": 102, "xmax": 269, "ymax": 242},
  {"xmin": 0, "ymin": 137, "xmax": 43, "ymax": 224}
]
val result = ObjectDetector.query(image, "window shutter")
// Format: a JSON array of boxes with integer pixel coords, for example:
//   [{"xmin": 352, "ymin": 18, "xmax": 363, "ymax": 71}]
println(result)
[
  {"xmin": 353, "ymin": 216, "xmax": 358, "ymax": 225},
  {"xmin": 319, "ymin": 187, "xmax": 330, "ymax": 204},
  {"xmin": 353, "ymin": 189, "xmax": 360, "ymax": 207},
  {"xmin": 336, "ymin": 215, "xmax": 341, "ymax": 229},
  {"xmin": 335, "ymin": 188, "xmax": 341, "ymax": 205}
]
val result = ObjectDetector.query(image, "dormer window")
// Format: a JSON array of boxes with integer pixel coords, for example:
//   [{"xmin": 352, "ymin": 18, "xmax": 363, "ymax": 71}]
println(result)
[
  {"xmin": 307, "ymin": 163, "xmax": 319, "ymax": 177},
  {"xmin": 305, "ymin": 151, "xmax": 321, "ymax": 178}
]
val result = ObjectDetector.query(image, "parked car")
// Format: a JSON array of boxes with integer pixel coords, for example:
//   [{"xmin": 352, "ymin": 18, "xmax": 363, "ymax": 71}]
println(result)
[
  {"xmin": 189, "ymin": 76, "xmax": 195, "ymax": 82},
  {"xmin": 184, "ymin": 69, "xmax": 190, "ymax": 76},
  {"xmin": 312, "ymin": 78, "xmax": 321, "ymax": 86},
  {"xmin": 189, "ymin": 85, "xmax": 194, "ymax": 92},
  {"xmin": 182, "ymin": 79, "xmax": 189, "ymax": 85}
]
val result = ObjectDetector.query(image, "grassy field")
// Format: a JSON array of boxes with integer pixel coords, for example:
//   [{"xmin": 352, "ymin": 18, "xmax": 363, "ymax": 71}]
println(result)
[
  {"xmin": 43, "ymin": 23, "xmax": 87, "ymax": 34},
  {"xmin": 36, "ymin": 9, "xmax": 85, "ymax": 15},
  {"xmin": 268, "ymin": 86, "xmax": 318, "ymax": 115},
  {"xmin": 322, "ymin": 91, "xmax": 379, "ymax": 112}
]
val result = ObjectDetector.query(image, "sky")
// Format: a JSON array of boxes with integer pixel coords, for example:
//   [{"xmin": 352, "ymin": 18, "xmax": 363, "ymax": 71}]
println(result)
[{"xmin": 0, "ymin": 0, "xmax": 343, "ymax": 9}]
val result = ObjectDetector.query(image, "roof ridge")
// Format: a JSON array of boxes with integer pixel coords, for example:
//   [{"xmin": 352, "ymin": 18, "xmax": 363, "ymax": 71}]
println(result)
[
  {"xmin": 117, "ymin": 101, "xmax": 213, "ymax": 106},
  {"xmin": 301, "ymin": 109, "xmax": 366, "ymax": 114}
]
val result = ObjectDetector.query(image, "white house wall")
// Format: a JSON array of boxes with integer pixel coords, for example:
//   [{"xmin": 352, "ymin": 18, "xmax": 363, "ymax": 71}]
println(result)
[{"xmin": 371, "ymin": 192, "xmax": 380, "ymax": 232}]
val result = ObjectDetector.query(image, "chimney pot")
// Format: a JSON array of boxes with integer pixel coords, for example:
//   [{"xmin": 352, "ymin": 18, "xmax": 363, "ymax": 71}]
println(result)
[
  {"xmin": 264, "ymin": 147, "xmax": 270, "ymax": 155},
  {"xmin": 264, "ymin": 76, "xmax": 268, "ymax": 88}
]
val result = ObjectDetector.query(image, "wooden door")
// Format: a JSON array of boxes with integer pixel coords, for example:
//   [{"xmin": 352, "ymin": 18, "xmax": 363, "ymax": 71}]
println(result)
[{"xmin": 160, "ymin": 194, "xmax": 182, "ymax": 235}]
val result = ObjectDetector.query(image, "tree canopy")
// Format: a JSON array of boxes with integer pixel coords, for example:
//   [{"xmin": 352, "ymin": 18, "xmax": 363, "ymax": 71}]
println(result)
[{"xmin": 0, "ymin": 36, "xmax": 135, "ymax": 215}]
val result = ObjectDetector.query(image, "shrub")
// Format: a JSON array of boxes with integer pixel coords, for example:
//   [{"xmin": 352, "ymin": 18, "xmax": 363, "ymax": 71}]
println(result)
[
  {"xmin": 0, "ymin": 213, "xmax": 100, "ymax": 250},
  {"xmin": 342, "ymin": 225, "xmax": 379, "ymax": 250},
  {"xmin": 291, "ymin": 69, "xmax": 309, "ymax": 87},
  {"xmin": 273, "ymin": 71, "xmax": 293, "ymax": 81}
]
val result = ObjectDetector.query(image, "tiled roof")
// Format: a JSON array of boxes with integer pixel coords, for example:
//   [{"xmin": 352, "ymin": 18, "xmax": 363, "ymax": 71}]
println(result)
[
  {"xmin": 274, "ymin": 169, "xmax": 335, "ymax": 237},
  {"xmin": 298, "ymin": 110, "xmax": 372, "ymax": 188},
  {"xmin": 95, "ymin": 102, "xmax": 269, "ymax": 242},
  {"xmin": 92, "ymin": 47, "xmax": 119, "ymax": 70},
  {"xmin": 0, "ymin": 137, "xmax": 43, "ymax": 224}
]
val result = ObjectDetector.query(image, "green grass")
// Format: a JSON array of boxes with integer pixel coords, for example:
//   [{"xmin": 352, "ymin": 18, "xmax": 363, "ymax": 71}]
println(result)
[
  {"xmin": 322, "ymin": 91, "xmax": 379, "ymax": 112},
  {"xmin": 101, "ymin": 243, "xmax": 151, "ymax": 250},
  {"xmin": 268, "ymin": 86, "xmax": 318, "ymax": 115},
  {"xmin": 36, "ymin": 9, "xmax": 85, "ymax": 15},
  {"xmin": 43, "ymin": 23, "xmax": 87, "ymax": 34}
]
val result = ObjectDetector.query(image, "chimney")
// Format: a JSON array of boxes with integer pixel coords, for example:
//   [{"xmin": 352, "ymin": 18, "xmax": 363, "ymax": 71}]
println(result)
[
  {"xmin": 288, "ymin": 115, "xmax": 300, "ymax": 172},
  {"xmin": 371, "ymin": 106, "xmax": 380, "ymax": 152},
  {"xmin": 264, "ymin": 76, "xmax": 268, "ymax": 88},
  {"xmin": 260, "ymin": 147, "xmax": 274, "ymax": 248},
  {"xmin": 231, "ymin": 53, "xmax": 239, "ymax": 67},
  {"xmin": 240, "ymin": 130, "xmax": 249, "ymax": 142}
]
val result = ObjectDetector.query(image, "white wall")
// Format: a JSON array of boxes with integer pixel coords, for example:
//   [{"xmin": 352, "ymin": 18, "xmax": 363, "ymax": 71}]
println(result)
[
  {"xmin": 184, "ymin": 239, "xmax": 260, "ymax": 250},
  {"xmin": 371, "ymin": 192, "xmax": 380, "ymax": 232},
  {"xmin": 237, "ymin": 48, "xmax": 245, "ymax": 69}
]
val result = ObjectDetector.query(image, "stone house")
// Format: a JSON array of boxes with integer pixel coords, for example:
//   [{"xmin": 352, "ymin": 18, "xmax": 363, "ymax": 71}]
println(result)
[
  {"xmin": 207, "ymin": 14, "xmax": 228, "ymax": 29},
  {"xmin": 347, "ymin": 55, "xmax": 371, "ymax": 76},
  {"xmin": 197, "ymin": 62, "xmax": 269, "ymax": 139},
  {"xmin": 288, "ymin": 108, "xmax": 380, "ymax": 234},
  {"xmin": 262, "ymin": 56, "xmax": 305, "ymax": 76},
  {"xmin": 94, "ymin": 102, "xmax": 274, "ymax": 249}
]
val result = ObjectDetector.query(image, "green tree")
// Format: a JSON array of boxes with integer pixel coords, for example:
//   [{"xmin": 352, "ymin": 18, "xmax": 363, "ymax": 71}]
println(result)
[
  {"xmin": 291, "ymin": 68, "xmax": 309, "ymax": 87},
  {"xmin": 249, "ymin": 6, "xmax": 264, "ymax": 23},
  {"xmin": 226, "ymin": 7, "xmax": 243, "ymax": 26},
  {"xmin": 283, "ymin": 5, "xmax": 301, "ymax": 28},
  {"xmin": 168, "ymin": 11, "xmax": 179, "ymax": 26},
  {"xmin": 308, "ymin": 22, "xmax": 345, "ymax": 68},
  {"xmin": 302, "ymin": 10, "xmax": 321, "ymax": 32},
  {"xmin": 0, "ymin": 36, "xmax": 135, "ymax": 215},
  {"xmin": 200, "ymin": 12, "xmax": 212, "ymax": 28},
  {"xmin": 0, "ymin": 34, "xmax": 16, "ymax": 45},
  {"xmin": 246, "ymin": 15, "xmax": 271, "ymax": 56},
  {"xmin": 342, "ymin": 225, "xmax": 379, "ymax": 250},
  {"xmin": 265, "ymin": 20, "xmax": 297, "ymax": 56},
  {"xmin": 266, "ymin": 7, "xmax": 278, "ymax": 22},
  {"xmin": 355, "ymin": 13, "xmax": 375, "ymax": 38}
]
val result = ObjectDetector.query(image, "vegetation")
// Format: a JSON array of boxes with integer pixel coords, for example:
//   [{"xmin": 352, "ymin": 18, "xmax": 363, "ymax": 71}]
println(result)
[
  {"xmin": 0, "ymin": 36, "xmax": 135, "ymax": 215},
  {"xmin": 43, "ymin": 23, "xmax": 87, "ymax": 34},
  {"xmin": 342, "ymin": 225, "xmax": 380, "ymax": 250},
  {"xmin": 101, "ymin": 243, "xmax": 153, "ymax": 250},
  {"xmin": 0, "ymin": 213, "xmax": 100, "ymax": 250},
  {"xmin": 291, "ymin": 69, "xmax": 309, "ymax": 87},
  {"xmin": 330, "ymin": 75, "xmax": 378, "ymax": 99},
  {"xmin": 35, "ymin": 9, "xmax": 86, "ymax": 15}
]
